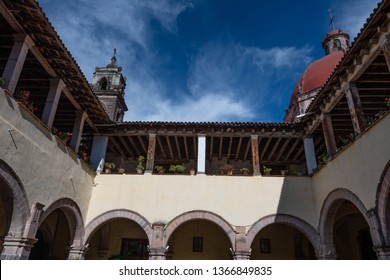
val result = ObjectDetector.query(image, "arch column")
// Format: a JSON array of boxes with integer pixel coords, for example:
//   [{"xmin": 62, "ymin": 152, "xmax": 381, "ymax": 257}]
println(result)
[
  {"xmin": 232, "ymin": 226, "xmax": 251, "ymax": 260},
  {"xmin": 366, "ymin": 209, "xmax": 388, "ymax": 260},
  {"xmin": 1, "ymin": 202, "xmax": 44, "ymax": 260},
  {"xmin": 148, "ymin": 223, "xmax": 167, "ymax": 260}
]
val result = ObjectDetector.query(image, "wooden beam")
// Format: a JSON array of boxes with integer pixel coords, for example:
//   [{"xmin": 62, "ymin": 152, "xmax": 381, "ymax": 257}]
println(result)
[
  {"xmin": 260, "ymin": 137, "xmax": 272, "ymax": 161},
  {"xmin": 243, "ymin": 138, "xmax": 251, "ymax": 162},
  {"xmin": 128, "ymin": 136, "xmax": 142, "ymax": 156},
  {"xmin": 218, "ymin": 136, "xmax": 223, "ymax": 160},
  {"xmin": 175, "ymin": 136, "xmax": 182, "ymax": 161},
  {"xmin": 166, "ymin": 136, "xmax": 174, "ymax": 160},
  {"xmin": 275, "ymin": 138, "xmax": 291, "ymax": 162},
  {"xmin": 209, "ymin": 135, "xmax": 214, "ymax": 162},
  {"xmin": 267, "ymin": 138, "xmax": 281, "ymax": 162},
  {"xmin": 284, "ymin": 138, "xmax": 300, "ymax": 162},
  {"xmin": 183, "ymin": 136, "xmax": 189, "ymax": 161},
  {"xmin": 235, "ymin": 136, "xmax": 243, "ymax": 162},
  {"xmin": 118, "ymin": 136, "xmax": 134, "ymax": 159},
  {"xmin": 137, "ymin": 135, "xmax": 147, "ymax": 155},
  {"xmin": 227, "ymin": 136, "xmax": 233, "ymax": 161},
  {"xmin": 156, "ymin": 136, "xmax": 167, "ymax": 160},
  {"xmin": 110, "ymin": 137, "xmax": 126, "ymax": 157}
]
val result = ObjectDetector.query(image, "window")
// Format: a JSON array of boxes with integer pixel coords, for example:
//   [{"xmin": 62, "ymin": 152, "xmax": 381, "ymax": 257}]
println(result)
[
  {"xmin": 333, "ymin": 39, "xmax": 341, "ymax": 51},
  {"xmin": 192, "ymin": 237, "xmax": 203, "ymax": 252},
  {"xmin": 120, "ymin": 238, "xmax": 149, "ymax": 259},
  {"xmin": 99, "ymin": 77, "xmax": 108, "ymax": 90}
]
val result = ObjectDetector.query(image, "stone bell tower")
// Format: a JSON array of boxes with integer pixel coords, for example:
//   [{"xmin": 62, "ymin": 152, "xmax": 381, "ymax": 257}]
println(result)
[{"xmin": 92, "ymin": 49, "xmax": 128, "ymax": 122}]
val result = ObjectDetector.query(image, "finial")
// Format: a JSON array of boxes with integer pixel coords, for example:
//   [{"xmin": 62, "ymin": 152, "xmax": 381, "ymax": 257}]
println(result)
[
  {"xmin": 328, "ymin": 9, "xmax": 335, "ymax": 30},
  {"xmin": 113, "ymin": 48, "xmax": 117, "ymax": 58}
]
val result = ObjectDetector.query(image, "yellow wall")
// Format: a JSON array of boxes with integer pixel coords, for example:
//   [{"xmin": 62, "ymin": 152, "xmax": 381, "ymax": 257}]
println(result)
[
  {"xmin": 89, "ymin": 175, "xmax": 314, "ymax": 228},
  {"xmin": 167, "ymin": 220, "xmax": 231, "ymax": 260}
]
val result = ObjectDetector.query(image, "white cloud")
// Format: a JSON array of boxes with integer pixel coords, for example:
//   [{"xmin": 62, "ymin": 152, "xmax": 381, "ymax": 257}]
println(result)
[
  {"xmin": 332, "ymin": 0, "xmax": 379, "ymax": 40},
  {"xmin": 39, "ymin": 0, "xmax": 313, "ymax": 122}
]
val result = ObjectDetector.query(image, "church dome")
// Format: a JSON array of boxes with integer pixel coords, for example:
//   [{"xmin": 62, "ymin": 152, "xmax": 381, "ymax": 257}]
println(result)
[{"xmin": 288, "ymin": 50, "xmax": 344, "ymax": 107}]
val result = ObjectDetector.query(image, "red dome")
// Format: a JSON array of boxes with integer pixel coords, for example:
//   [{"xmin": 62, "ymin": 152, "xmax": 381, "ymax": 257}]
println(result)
[{"xmin": 289, "ymin": 50, "xmax": 344, "ymax": 106}]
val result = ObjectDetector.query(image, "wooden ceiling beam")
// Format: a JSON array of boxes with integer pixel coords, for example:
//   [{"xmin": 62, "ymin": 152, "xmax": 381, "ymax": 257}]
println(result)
[
  {"xmin": 183, "ymin": 136, "xmax": 189, "ymax": 161},
  {"xmin": 260, "ymin": 137, "xmax": 272, "ymax": 161},
  {"xmin": 243, "ymin": 138, "xmax": 251, "ymax": 162},
  {"xmin": 166, "ymin": 136, "xmax": 174, "ymax": 160},
  {"xmin": 128, "ymin": 136, "xmax": 142, "ymax": 157},
  {"xmin": 234, "ymin": 136, "xmax": 243, "ymax": 162},
  {"xmin": 137, "ymin": 135, "xmax": 147, "ymax": 155},
  {"xmin": 110, "ymin": 137, "xmax": 126, "ymax": 157},
  {"xmin": 284, "ymin": 138, "xmax": 301, "ymax": 162},
  {"xmin": 227, "ymin": 136, "xmax": 233, "ymax": 161},
  {"xmin": 119, "ymin": 136, "xmax": 134, "ymax": 159},
  {"xmin": 275, "ymin": 138, "xmax": 291, "ymax": 162},
  {"xmin": 156, "ymin": 136, "xmax": 167, "ymax": 160},
  {"xmin": 218, "ymin": 136, "xmax": 223, "ymax": 160},
  {"xmin": 175, "ymin": 136, "xmax": 182, "ymax": 161},
  {"xmin": 209, "ymin": 135, "xmax": 214, "ymax": 162},
  {"xmin": 267, "ymin": 138, "xmax": 281, "ymax": 162}
]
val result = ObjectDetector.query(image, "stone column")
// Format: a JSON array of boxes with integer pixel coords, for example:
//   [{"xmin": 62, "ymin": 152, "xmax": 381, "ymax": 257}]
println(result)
[
  {"xmin": 316, "ymin": 249, "xmax": 337, "ymax": 260},
  {"xmin": 90, "ymin": 135, "xmax": 109, "ymax": 171},
  {"xmin": 145, "ymin": 133, "xmax": 156, "ymax": 175},
  {"xmin": 70, "ymin": 110, "xmax": 88, "ymax": 153},
  {"xmin": 321, "ymin": 112, "xmax": 337, "ymax": 157},
  {"xmin": 303, "ymin": 135, "xmax": 317, "ymax": 175},
  {"xmin": 97, "ymin": 223, "xmax": 110, "ymax": 259},
  {"xmin": 42, "ymin": 79, "xmax": 66, "ymax": 129},
  {"xmin": 233, "ymin": 226, "xmax": 251, "ymax": 260},
  {"xmin": 149, "ymin": 223, "xmax": 166, "ymax": 260},
  {"xmin": 0, "ymin": 202, "xmax": 44, "ymax": 260},
  {"xmin": 366, "ymin": 209, "xmax": 388, "ymax": 260},
  {"xmin": 2, "ymin": 34, "xmax": 34, "ymax": 94},
  {"xmin": 251, "ymin": 135, "xmax": 261, "ymax": 176},
  {"xmin": 345, "ymin": 82, "xmax": 365, "ymax": 135},
  {"xmin": 197, "ymin": 134, "xmax": 206, "ymax": 175},
  {"xmin": 68, "ymin": 245, "xmax": 88, "ymax": 260}
]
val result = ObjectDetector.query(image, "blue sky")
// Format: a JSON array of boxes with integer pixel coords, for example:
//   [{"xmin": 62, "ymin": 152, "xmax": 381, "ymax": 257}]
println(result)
[{"xmin": 38, "ymin": 0, "xmax": 379, "ymax": 122}]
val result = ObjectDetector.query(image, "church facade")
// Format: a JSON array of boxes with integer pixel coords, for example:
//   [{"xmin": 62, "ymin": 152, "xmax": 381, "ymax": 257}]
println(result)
[{"xmin": 0, "ymin": 0, "xmax": 389, "ymax": 260}]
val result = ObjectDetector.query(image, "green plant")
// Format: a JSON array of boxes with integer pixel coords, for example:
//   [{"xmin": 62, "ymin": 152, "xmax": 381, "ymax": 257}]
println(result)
[
  {"xmin": 318, "ymin": 153, "xmax": 329, "ymax": 165},
  {"xmin": 155, "ymin": 165, "xmax": 165, "ymax": 172},
  {"xmin": 136, "ymin": 156, "xmax": 145, "ymax": 171},
  {"xmin": 240, "ymin": 167, "xmax": 249, "ymax": 174},
  {"xmin": 104, "ymin": 162, "xmax": 116, "ymax": 170},
  {"xmin": 169, "ymin": 164, "xmax": 185, "ymax": 173},
  {"xmin": 263, "ymin": 166, "xmax": 272, "ymax": 174},
  {"xmin": 220, "ymin": 163, "xmax": 234, "ymax": 175},
  {"xmin": 14, "ymin": 89, "xmax": 38, "ymax": 114},
  {"xmin": 385, "ymin": 97, "xmax": 390, "ymax": 108}
]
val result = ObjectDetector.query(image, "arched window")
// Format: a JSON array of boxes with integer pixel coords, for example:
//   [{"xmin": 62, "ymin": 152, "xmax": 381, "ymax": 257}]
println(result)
[
  {"xmin": 99, "ymin": 78, "xmax": 108, "ymax": 90},
  {"xmin": 333, "ymin": 39, "xmax": 341, "ymax": 51}
]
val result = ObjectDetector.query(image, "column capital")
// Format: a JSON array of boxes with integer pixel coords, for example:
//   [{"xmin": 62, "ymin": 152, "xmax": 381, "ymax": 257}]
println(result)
[
  {"xmin": 0, "ymin": 236, "xmax": 37, "ymax": 260},
  {"xmin": 68, "ymin": 245, "xmax": 89, "ymax": 260},
  {"xmin": 12, "ymin": 33, "xmax": 35, "ymax": 48},
  {"xmin": 148, "ymin": 247, "xmax": 167, "ymax": 260},
  {"xmin": 373, "ymin": 246, "xmax": 390, "ymax": 260},
  {"xmin": 49, "ymin": 78, "xmax": 66, "ymax": 90},
  {"xmin": 316, "ymin": 248, "xmax": 337, "ymax": 260},
  {"xmin": 231, "ymin": 249, "xmax": 251, "ymax": 260}
]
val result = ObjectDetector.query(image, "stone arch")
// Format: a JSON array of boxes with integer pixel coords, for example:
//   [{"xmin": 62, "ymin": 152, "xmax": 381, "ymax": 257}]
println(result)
[
  {"xmin": 318, "ymin": 188, "xmax": 381, "ymax": 257},
  {"xmin": 84, "ymin": 209, "xmax": 153, "ymax": 246},
  {"xmin": 246, "ymin": 214, "xmax": 321, "ymax": 256},
  {"xmin": 376, "ymin": 160, "xmax": 390, "ymax": 245},
  {"xmin": 0, "ymin": 159, "xmax": 30, "ymax": 237},
  {"xmin": 99, "ymin": 77, "xmax": 108, "ymax": 90},
  {"xmin": 163, "ymin": 210, "xmax": 235, "ymax": 249},
  {"xmin": 39, "ymin": 198, "xmax": 85, "ymax": 247}
]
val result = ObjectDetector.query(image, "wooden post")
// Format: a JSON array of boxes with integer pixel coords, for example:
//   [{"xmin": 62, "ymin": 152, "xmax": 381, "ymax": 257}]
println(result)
[
  {"xmin": 70, "ymin": 111, "xmax": 88, "ymax": 153},
  {"xmin": 42, "ymin": 79, "xmax": 66, "ymax": 129},
  {"xmin": 251, "ymin": 135, "xmax": 261, "ymax": 176},
  {"xmin": 345, "ymin": 82, "xmax": 365, "ymax": 135},
  {"xmin": 145, "ymin": 133, "xmax": 156, "ymax": 174},
  {"xmin": 321, "ymin": 112, "xmax": 337, "ymax": 157},
  {"xmin": 2, "ymin": 34, "xmax": 35, "ymax": 94}
]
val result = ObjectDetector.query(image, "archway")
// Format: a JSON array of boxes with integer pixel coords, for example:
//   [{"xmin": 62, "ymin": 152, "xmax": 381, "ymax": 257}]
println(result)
[
  {"xmin": 166, "ymin": 219, "xmax": 232, "ymax": 260},
  {"xmin": 247, "ymin": 214, "xmax": 320, "ymax": 260},
  {"xmin": 84, "ymin": 210, "xmax": 152, "ymax": 260},
  {"xmin": 319, "ymin": 189, "xmax": 377, "ymax": 259},
  {"xmin": 0, "ymin": 160, "xmax": 29, "ymax": 259},
  {"xmin": 164, "ymin": 211, "xmax": 235, "ymax": 260},
  {"xmin": 29, "ymin": 209, "xmax": 71, "ymax": 259},
  {"xmin": 376, "ymin": 160, "xmax": 390, "ymax": 245}
]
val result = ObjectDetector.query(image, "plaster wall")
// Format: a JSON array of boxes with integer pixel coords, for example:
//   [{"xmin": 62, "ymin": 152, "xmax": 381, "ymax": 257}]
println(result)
[
  {"xmin": 89, "ymin": 174, "xmax": 314, "ymax": 229},
  {"xmin": 0, "ymin": 88, "xmax": 94, "ymax": 220},
  {"xmin": 311, "ymin": 112, "xmax": 390, "ymax": 225}
]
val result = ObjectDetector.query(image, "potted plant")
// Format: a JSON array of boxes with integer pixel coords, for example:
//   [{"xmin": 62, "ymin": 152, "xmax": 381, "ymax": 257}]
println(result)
[
  {"xmin": 220, "ymin": 163, "xmax": 234, "ymax": 175},
  {"xmin": 240, "ymin": 167, "xmax": 249, "ymax": 175},
  {"xmin": 136, "ymin": 156, "xmax": 145, "ymax": 174},
  {"xmin": 169, "ymin": 164, "xmax": 185, "ymax": 174},
  {"xmin": 189, "ymin": 167, "xmax": 196, "ymax": 175},
  {"xmin": 155, "ymin": 165, "xmax": 165, "ymax": 174},
  {"xmin": 104, "ymin": 162, "xmax": 116, "ymax": 173},
  {"xmin": 263, "ymin": 166, "xmax": 272, "ymax": 176},
  {"xmin": 280, "ymin": 169, "xmax": 289, "ymax": 176},
  {"xmin": 117, "ymin": 166, "xmax": 125, "ymax": 174}
]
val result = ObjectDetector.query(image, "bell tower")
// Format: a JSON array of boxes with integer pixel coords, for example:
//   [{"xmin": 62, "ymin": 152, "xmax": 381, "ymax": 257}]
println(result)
[{"xmin": 92, "ymin": 49, "xmax": 128, "ymax": 122}]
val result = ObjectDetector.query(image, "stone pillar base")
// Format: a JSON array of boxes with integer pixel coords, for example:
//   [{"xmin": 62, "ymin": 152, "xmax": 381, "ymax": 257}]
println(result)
[
  {"xmin": 0, "ymin": 236, "xmax": 36, "ymax": 260},
  {"xmin": 232, "ymin": 251, "xmax": 251, "ymax": 260},
  {"xmin": 374, "ymin": 246, "xmax": 390, "ymax": 260},
  {"xmin": 148, "ymin": 247, "xmax": 167, "ymax": 260}
]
